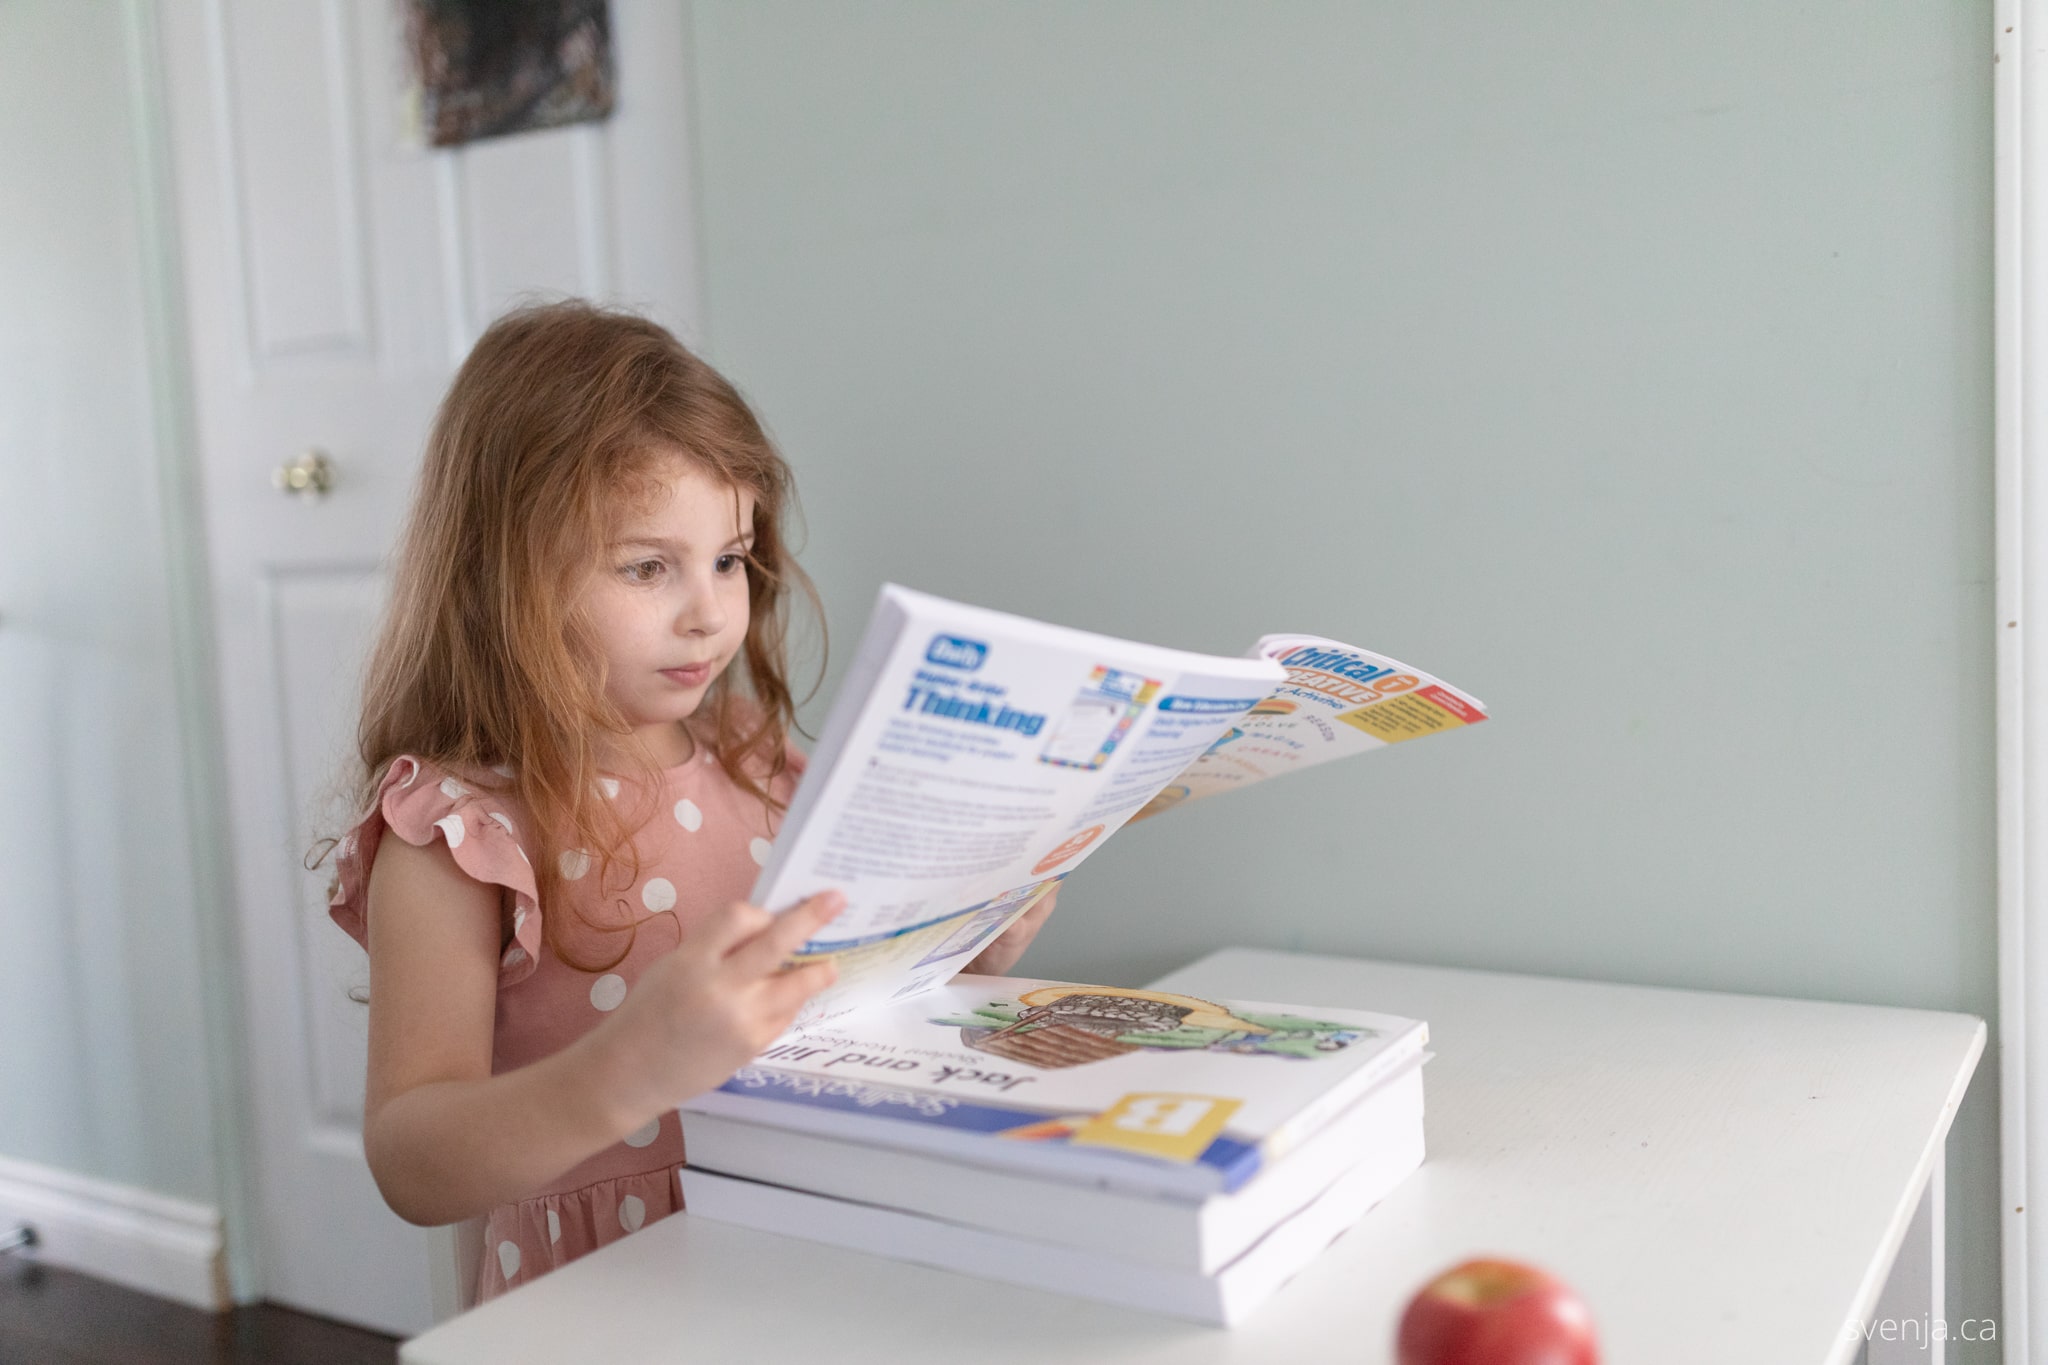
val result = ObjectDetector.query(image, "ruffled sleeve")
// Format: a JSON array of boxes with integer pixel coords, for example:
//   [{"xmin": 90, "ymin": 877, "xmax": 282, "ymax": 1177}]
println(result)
[{"xmin": 328, "ymin": 755, "xmax": 544, "ymax": 987}]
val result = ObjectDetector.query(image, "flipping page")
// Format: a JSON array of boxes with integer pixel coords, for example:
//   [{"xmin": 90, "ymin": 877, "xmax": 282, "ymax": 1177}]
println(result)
[{"xmin": 754, "ymin": 585, "xmax": 1486, "ymax": 1028}]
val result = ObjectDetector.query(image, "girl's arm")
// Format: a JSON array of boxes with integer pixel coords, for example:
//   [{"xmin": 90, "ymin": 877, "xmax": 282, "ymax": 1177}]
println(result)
[{"xmin": 360, "ymin": 834, "xmax": 839, "ymax": 1227}]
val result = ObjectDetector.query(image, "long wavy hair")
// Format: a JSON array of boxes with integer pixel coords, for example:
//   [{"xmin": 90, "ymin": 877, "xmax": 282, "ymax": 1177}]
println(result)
[{"xmin": 318, "ymin": 298, "xmax": 820, "ymax": 973}]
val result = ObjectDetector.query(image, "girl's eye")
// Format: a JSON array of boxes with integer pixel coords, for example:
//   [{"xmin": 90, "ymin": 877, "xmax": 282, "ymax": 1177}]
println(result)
[
  {"xmin": 621, "ymin": 559, "xmax": 665, "ymax": 584},
  {"xmin": 715, "ymin": 553, "xmax": 747, "ymax": 575}
]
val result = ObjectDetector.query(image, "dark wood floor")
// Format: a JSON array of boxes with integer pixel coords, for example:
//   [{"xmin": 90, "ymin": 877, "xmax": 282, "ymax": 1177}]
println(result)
[{"xmin": 0, "ymin": 1255, "xmax": 397, "ymax": 1365}]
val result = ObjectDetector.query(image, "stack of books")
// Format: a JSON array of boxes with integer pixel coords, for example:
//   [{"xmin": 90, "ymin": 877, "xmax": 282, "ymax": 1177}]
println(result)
[{"xmin": 676, "ymin": 974, "xmax": 1429, "ymax": 1326}]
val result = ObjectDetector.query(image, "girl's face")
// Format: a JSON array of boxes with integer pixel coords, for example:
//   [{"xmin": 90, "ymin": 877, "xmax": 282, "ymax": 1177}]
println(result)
[{"xmin": 580, "ymin": 455, "xmax": 756, "ymax": 766}]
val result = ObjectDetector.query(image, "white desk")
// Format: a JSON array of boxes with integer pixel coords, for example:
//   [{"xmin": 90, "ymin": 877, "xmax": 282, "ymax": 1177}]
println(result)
[{"xmin": 401, "ymin": 948, "xmax": 1985, "ymax": 1365}]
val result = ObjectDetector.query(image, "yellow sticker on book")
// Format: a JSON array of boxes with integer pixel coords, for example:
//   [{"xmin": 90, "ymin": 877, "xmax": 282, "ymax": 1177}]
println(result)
[
  {"xmin": 1336, "ymin": 687, "xmax": 1479, "ymax": 744},
  {"xmin": 1070, "ymin": 1093, "xmax": 1241, "ymax": 1163}
]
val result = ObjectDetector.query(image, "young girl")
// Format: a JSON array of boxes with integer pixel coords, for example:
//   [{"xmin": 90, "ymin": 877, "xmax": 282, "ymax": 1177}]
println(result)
[{"xmin": 319, "ymin": 300, "xmax": 1057, "ymax": 1307}]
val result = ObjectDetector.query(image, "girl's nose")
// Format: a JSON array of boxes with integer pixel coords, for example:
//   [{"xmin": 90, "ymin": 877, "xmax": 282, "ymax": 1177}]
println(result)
[{"xmin": 675, "ymin": 579, "xmax": 727, "ymax": 636}]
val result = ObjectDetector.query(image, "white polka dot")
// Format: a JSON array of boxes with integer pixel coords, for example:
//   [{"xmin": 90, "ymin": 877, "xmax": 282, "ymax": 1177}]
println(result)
[
  {"xmin": 641, "ymin": 878, "xmax": 677, "ymax": 913},
  {"xmin": 599, "ymin": 777, "xmax": 621, "ymax": 799},
  {"xmin": 513, "ymin": 906, "xmax": 528, "ymax": 933},
  {"xmin": 673, "ymin": 798, "xmax": 703, "ymax": 832},
  {"xmin": 619, "ymin": 1195, "xmax": 646, "ymax": 1233},
  {"xmin": 559, "ymin": 849, "xmax": 591, "ymax": 881},
  {"xmin": 624, "ymin": 1116, "xmax": 660, "ymax": 1148},
  {"xmin": 497, "ymin": 1240, "xmax": 521, "ymax": 1281},
  {"xmin": 749, "ymin": 837, "xmax": 772, "ymax": 867},
  {"xmin": 439, "ymin": 776, "xmax": 468, "ymax": 799},
  {"xmin": 546, "ymin": 1208, "xmax": 560, "ymax": 1244},
  {"xmin": 590, "ymin": 974, "xmax": 627, "ymax": 1011},
  {"xmin": 337, "ymin": 833, "xmax": 355, "ymax": 859},
  {"xmin": 488, "ymin": 811, "xmax": 515, "ymax": 835},
  {"xmin": 436, "ymin": 814, "xmax": 465, "ymax": 848},
  {"xmin": 491, "ymin": 763, "xmax": 514, "ymax": 778},
  {"xmin": 502, "ymin": 947, "xmax": 526, "ymax": 968}
]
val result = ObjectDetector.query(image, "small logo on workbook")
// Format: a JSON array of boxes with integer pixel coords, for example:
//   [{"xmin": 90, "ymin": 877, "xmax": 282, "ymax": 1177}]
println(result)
[{"xmin": 926, "ymin": 635, "xmax": 987, "ymax": 670}]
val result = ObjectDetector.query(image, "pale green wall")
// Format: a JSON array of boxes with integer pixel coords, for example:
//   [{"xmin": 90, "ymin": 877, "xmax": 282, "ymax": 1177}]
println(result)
[
  {"xmin": 0, "ymin": 0, "xmax": 218, "ymax": 1204},
  {"xmin": 688, "ymin": 0, "xmax": 1998, "ymax": 1351}
]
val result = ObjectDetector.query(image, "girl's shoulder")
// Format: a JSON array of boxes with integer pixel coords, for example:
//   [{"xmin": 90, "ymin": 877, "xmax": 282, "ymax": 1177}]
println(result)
[{"xmin": 327, "ymin": 754, "xmax": 543, "ymax": 986}]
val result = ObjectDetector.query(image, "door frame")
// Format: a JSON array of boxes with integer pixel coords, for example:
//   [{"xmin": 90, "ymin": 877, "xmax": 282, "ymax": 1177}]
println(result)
[
  {"xmin": 1999, "ymin": 2, "xmax": 2038, "ymax": 1359},
  {"xmin": 120, "ymin": 0, "xmax": 264, "ymax": 1306}
]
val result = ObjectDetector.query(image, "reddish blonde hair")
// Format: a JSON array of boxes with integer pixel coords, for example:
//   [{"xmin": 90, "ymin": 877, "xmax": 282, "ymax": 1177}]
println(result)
[{"xmin": 325, "ymin": 299, "xmax": 819, "ymax": 972}]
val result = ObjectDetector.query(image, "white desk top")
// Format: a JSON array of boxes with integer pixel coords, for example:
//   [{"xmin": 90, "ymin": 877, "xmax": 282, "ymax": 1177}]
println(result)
[{"xmin": 401, "ymin": 948, "xmax": 1985, "ymax": 1365}]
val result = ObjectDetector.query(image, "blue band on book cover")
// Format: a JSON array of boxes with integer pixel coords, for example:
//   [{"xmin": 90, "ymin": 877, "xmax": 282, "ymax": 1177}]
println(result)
[{"xmin": 715, "ymin": 1065, "xmax": 1265, "ymax": 1189}]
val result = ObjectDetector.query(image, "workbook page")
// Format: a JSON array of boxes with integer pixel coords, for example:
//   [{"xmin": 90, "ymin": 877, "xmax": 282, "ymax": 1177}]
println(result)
[{"xmin": 754, "ymin": 585, "xmax": 1284, "ymax": 1026}]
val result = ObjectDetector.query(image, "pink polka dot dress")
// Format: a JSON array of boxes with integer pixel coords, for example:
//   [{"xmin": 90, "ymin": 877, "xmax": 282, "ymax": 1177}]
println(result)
[{"xmin": 327, "ymin": 735, "xmax": 804, "ymax": 1307}]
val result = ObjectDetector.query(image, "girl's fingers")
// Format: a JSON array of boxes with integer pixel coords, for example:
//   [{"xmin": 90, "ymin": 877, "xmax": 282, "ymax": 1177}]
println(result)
[
  {"xmin": 726, "ymin": 890, "xmax": 844, "ymax": 977},
  {"xmin": 1019, "ymin": 886, "xmax": 1060, "ymax": 928},
  {"xmin": 695, "ymin": 898, "xmax": 774, "ymax": 960},
  {"xmin": 760, "ymin": 958, "xmax": 838, "ymax": 1017},
  {"xmin": 985, "ymin": 889, "xmax": 1059, "ymax": 955}
]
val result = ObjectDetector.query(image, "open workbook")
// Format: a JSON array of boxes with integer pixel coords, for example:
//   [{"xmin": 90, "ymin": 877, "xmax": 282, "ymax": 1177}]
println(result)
[{"xmin": 755, "ymin": 585, "xmax": 1487, "ymax": 1028}]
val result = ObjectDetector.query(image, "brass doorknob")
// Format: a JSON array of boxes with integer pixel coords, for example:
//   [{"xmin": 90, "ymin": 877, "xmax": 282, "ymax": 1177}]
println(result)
[{"xmin": 274, "ymin": 449, "xmax": 334, "ymax": 499}]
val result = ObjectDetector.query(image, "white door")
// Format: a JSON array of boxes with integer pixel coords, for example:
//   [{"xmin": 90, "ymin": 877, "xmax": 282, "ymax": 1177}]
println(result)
[{"xmin": 156, "ymin": 0, "xmax": 703, "ymax": 1335}]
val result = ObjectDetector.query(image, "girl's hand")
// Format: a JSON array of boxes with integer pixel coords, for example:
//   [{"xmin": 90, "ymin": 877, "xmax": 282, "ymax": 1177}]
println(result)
[
  {"xmin": 589, "ymin": 890, "xmax": 843, "ymax": 1127},
  {"xmin": 962, "ymin": 884, "xmax": 1062, "ymax": 977}
]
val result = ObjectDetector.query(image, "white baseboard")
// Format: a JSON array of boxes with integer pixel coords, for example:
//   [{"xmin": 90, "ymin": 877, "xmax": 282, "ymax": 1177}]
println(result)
[{"xmin": 0, "ymin": 1151, "xmax": 226, "ymax": 1311}]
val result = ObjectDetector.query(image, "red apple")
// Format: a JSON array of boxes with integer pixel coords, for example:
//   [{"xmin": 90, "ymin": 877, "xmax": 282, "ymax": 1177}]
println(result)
[{"xmin": 1396, "ymin": 1257, "xmax": 1600, "ymax": 1365}]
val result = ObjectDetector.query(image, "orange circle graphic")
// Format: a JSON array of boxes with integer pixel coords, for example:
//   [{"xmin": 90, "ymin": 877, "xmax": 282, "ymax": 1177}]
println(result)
[{"xmin": 1031, "ymin": 825, "xmax": 1106, "ymax": 875}]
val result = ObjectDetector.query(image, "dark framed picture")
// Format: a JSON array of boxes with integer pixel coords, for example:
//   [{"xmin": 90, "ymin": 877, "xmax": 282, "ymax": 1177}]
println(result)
[{"xmin": 402, "ymin": 0, "xmax": 615, "ymax": 148}]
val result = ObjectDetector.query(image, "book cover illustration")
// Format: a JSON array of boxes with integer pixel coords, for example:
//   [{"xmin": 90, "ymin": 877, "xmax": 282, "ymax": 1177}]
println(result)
[
  {"xmin": 944, "ymin": 985, "xmax": 1368, "ymax": 1069},
  {"xmin": 938, "ymin": 987, "xmax": 1372, "ymax": 1161},
  {"xmin": 693, "ymin": 977, "xmax": 1426, "ymax": 1189}
]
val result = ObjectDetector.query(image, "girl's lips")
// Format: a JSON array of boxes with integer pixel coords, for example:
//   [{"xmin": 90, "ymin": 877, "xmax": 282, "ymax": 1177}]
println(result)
[{"xmin": 660, "ymin": 664, "xmax": 712, "ymax": 686}]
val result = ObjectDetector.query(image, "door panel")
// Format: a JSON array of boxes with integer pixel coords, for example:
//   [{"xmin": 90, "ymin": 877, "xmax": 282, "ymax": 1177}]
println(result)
[
  {"xmin": 217, "ymin": 0, "xmax": 370, "ymax": 357},
  {"xmin": 458, "ymin": 128, "xmax": 614, "ymax": 315},
  {"xmin": 265, "ymin": 564, "xmax": 384, "ymax": 1132}
]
